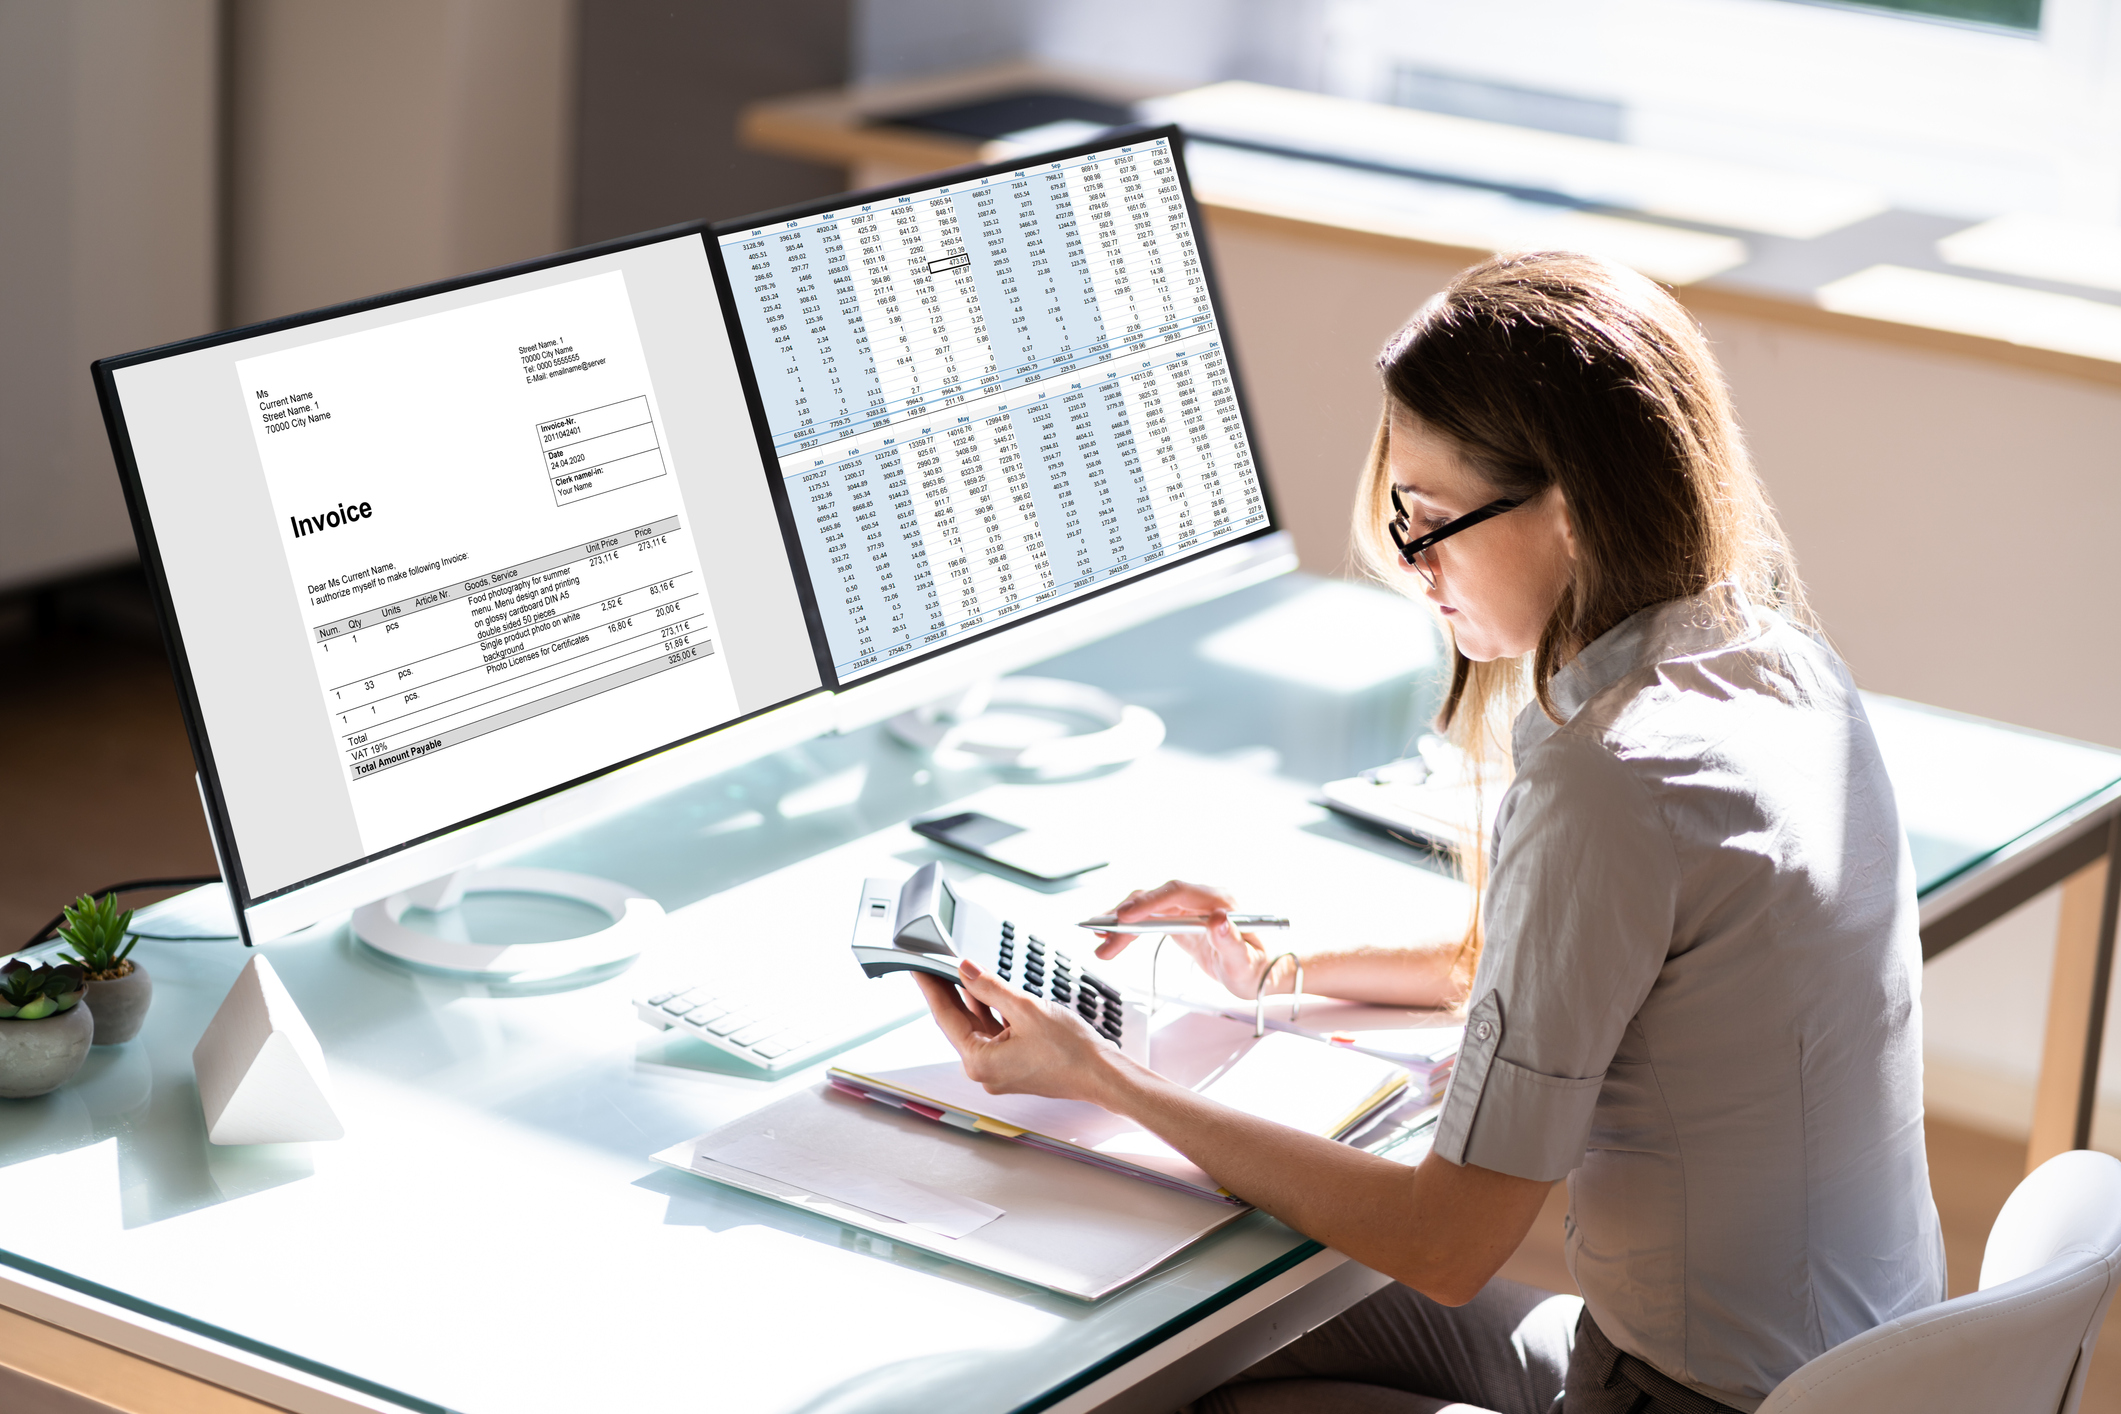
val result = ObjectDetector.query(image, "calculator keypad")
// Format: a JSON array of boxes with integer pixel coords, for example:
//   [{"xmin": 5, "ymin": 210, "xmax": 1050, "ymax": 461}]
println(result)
[{"xmin": 993, "ymin": 925, "xmax": 1128, "ymax": 1045}]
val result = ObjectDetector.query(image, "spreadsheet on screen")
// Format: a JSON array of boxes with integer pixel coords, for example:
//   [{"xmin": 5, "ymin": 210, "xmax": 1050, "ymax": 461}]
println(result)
[{"xmin": 718, "ymin": 135, "xmax": 1270, "ymax": 682}]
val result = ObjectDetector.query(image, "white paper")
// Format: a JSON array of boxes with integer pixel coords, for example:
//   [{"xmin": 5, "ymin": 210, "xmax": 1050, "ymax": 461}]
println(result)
[
  {"xmin": 1194, "ymin": 1030, "xmax": 1405, "ymax": 1136},
  {"xmin": 698, "ymin": 1132, "xmax": 1004, "ymax": 1240}
]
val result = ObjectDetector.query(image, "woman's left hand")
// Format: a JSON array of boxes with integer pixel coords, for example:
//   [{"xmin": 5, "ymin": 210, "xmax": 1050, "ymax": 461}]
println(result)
[{"xmin": 914, "ymin": 959, "xmax": 1123, "ymax": 1105}]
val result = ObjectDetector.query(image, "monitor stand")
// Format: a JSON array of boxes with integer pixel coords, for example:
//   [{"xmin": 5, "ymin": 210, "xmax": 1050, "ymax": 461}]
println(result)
[
  {"xmin": 350, "ymin": 867, "xmax": 664, "ymax": 981},
  {"xmin": 885, "ymin": 675, "xmax": 1164, "ymax": 777}
]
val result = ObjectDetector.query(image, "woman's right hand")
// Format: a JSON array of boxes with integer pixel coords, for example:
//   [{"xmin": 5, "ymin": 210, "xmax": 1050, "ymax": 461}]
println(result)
[{"xmin": 1092, "ymin": 879, "xmax": 1278, "ymax": 1000}]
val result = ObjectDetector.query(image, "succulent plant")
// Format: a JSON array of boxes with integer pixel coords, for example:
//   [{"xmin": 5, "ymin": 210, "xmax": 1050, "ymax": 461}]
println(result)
[
  {"xmin": 56, "ymin": 892, "xmax": 137, "ymax": 978},
  {"xmin": 0, "ymin": 961, "xmax": 86, "ymax": 1021}
]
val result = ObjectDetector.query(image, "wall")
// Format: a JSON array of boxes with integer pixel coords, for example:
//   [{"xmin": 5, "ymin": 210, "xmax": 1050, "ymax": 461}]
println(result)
[
  {"xmin": 572, "ymin": 0, "xmax": 849, "ymax": 245},
  {"xmin": 1696, "ymin": 305, "xmax": 2121, "ymax": 750},
  {"xmin": 1923, "ymin": 890, "xmax": 2121, "ymax": 1151},
  {"xmin": 851, "ymin": 0, "xmax": 1331, "ymax": 89},
  {"xmin": 0, "ymin": 0, "xmax": 219, "ymax": 593},
  {"xmin": 0, "ymin": 0, "xmax": 581, "ymax": 594},
  {"xmin": 225, "ymin": 0, "xmax": 576, "ymax": 327}
]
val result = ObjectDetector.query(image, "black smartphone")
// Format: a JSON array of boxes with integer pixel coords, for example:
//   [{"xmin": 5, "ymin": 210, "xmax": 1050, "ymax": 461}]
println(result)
[{"xmin": 911, "ymin": 811, "xmax": 1108, "ymax": 882}]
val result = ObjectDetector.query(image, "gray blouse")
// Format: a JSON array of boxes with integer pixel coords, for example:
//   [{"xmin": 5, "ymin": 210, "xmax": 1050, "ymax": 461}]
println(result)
[{"xmin": 1431, "ymin": 587, "xmax": 1946, "ymax": 1411}]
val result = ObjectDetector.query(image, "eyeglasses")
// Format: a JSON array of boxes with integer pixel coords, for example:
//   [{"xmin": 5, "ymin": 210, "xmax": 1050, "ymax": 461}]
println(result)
[{"xmin": 1388, "ymin": 485, "xmax": 1524, "ymax": 589}]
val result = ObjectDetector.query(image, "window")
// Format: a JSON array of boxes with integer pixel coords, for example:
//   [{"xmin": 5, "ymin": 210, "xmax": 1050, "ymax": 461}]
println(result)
[
  {"xmin": 1315, "ymin": 0, "xmax": 2117, "ymax": 224},
  {"xmin": 1809, "ymin": 0, "xmax": 2041, "ymax": 31}
]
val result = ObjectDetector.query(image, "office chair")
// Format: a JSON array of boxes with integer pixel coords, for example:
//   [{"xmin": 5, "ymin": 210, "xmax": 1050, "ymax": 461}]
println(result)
[{"xmin": 1757, "ymin": 1148, "xmax": 2121, "ymax": 1413}]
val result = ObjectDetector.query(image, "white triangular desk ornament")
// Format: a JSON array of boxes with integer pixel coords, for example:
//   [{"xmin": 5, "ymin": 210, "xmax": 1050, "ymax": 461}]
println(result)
[{"xmin": 193, "ymin": 955, "xmax": 344, "ymax": 1145}]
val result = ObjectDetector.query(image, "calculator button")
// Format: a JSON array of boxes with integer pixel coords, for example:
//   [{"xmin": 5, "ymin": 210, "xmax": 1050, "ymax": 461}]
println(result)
[{"xmin": 704, "ymin": 1014, "xmax": 749, "ymax": 1036}]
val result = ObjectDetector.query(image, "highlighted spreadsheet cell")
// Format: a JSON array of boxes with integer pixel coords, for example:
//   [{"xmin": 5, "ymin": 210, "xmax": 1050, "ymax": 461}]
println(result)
[{"xmin": 539, "ymin": 396, "xmax": 667, "ymax": 504}]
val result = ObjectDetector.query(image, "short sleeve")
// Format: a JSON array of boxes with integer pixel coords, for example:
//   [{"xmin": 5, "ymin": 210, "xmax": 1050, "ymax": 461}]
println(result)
[{"xmin": 1431, "ymin": 732, "xmax": 1678, "ymax": 1181}]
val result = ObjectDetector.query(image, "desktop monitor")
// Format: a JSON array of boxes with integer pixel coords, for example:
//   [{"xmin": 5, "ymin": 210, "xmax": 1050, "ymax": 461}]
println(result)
[{"xmin": 92, "ymin": 124, "xmax": 1292, "ymax": 961}]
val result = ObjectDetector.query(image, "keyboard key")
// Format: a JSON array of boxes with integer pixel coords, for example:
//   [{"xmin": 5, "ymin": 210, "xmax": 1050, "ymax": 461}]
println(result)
[
  {"xmin": 684, "ymin": 1006, "xmax": 728, "ymax": 1027},
  {"xmin": 730, "ymin": 1021, "xmax": 777, "ymax": 1046},
  {"xmin": 661, "ymin": 999, "xmax": 698, "ymax": 1016},
  {"xmin": 704, "ymin": 1013, "xmax": 749, "ymax": 1036},
  {"xmin": 646, "ymin": 990, "xmax": 679, "ymax": 1006},
  {"xmin": 751, "ymin": 1037, "xmax": 796, "ymax": 1059}
]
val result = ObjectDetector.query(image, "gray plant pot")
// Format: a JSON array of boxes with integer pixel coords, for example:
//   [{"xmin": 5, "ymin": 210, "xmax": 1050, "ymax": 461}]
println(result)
[
  {"xmin": 0, "ymin": 1003, "xmax": 95, "ymax": 1099},
  {"xmin": 84, "ymin": 965, "xmax": 152, "ymax": 1045}
]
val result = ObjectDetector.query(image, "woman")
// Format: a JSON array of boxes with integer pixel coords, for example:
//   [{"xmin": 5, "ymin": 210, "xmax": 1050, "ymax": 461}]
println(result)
[{"xmin": 915, "ymin": 253, "xmax": 1945, "ymax": 1414}]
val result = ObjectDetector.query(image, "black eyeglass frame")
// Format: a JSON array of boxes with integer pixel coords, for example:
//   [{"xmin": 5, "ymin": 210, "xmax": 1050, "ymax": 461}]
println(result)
[{"xmin": 1389, "ymin": 485, "xmax": 1524, "ymax": 583}]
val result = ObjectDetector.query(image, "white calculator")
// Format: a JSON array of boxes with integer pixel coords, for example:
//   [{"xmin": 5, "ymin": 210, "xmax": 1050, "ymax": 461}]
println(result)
[{"xmin": 849, "ymin": 861, "xmax": 1151, "ymax": 1062}]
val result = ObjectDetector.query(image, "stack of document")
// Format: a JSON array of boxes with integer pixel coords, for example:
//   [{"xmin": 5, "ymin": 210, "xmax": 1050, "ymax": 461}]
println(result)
[
  {"xmin": 660, "ymin": 1014, "xmax": 1434, "ymax": 1299},
  {"xmin": 654, "ymin": 1081, "xmax": 1254, "ymax": 1300},
  {"xmin": 829, "ymin": 1011, "xmax": 1410, "ymax": 1204}
]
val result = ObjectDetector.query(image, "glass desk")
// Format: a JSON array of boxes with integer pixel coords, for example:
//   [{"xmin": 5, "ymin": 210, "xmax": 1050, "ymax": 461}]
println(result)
[{"xmin": 2, "ymin": 574, "xmax": 2117, "ymax": 1414}]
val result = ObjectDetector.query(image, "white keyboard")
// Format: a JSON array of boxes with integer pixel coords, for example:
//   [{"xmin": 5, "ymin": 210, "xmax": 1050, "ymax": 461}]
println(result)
[
  {"xmin": 633, "ymin": 885, "xmax": 925, "ymax": 1072},
  {"xmin": 632, "ymin": 976, "xmax": 921, "ymax": 1073}
]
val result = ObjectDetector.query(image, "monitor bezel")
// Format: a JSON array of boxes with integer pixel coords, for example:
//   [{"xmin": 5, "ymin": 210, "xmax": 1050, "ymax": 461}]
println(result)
[
  {"xmin": 90, "ymin": 222, "xmax": 833, "ymax": 935},
  {"xmin": 708, "ymin": 122, "xmax": 1285, "ymax": 693}
]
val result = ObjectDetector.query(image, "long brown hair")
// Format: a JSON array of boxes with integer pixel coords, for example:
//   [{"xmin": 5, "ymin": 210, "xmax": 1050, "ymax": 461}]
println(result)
[
  {"xmin": 1353, "ymin": 253, "xmax": 1812, "ymax": 989},
  {"xmin": 1355, "ymin": 252, "xmax": 1810, "ymax": 748}
]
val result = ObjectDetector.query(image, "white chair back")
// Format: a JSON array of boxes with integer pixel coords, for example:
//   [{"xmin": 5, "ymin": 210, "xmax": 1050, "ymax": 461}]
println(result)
[{"xmin": 1756, "ymin": 1148, "xmax": 2121, "ymax": 1414}]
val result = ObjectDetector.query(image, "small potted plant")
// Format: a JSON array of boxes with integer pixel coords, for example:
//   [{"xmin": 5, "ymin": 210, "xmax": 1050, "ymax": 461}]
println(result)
[
  {"xmin": 56, "ymin": 893, "xmax": 152, "ymax": 1045},
  {"xmin": 0, "ymin": 961, "xmax": 92, "ymax": 1098}
]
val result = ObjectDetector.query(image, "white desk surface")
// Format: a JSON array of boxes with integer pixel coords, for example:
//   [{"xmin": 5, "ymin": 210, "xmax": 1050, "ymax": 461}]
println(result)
[{"xmin": 1, "ymin": 575, "xmax": 2115, "ymax": 1413}]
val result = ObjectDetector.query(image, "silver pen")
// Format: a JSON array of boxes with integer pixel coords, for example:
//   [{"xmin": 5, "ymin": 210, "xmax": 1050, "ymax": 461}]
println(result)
[{"xmin": 1076, "ymin": 913, "xmax": 1291, "ymax": 933}]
